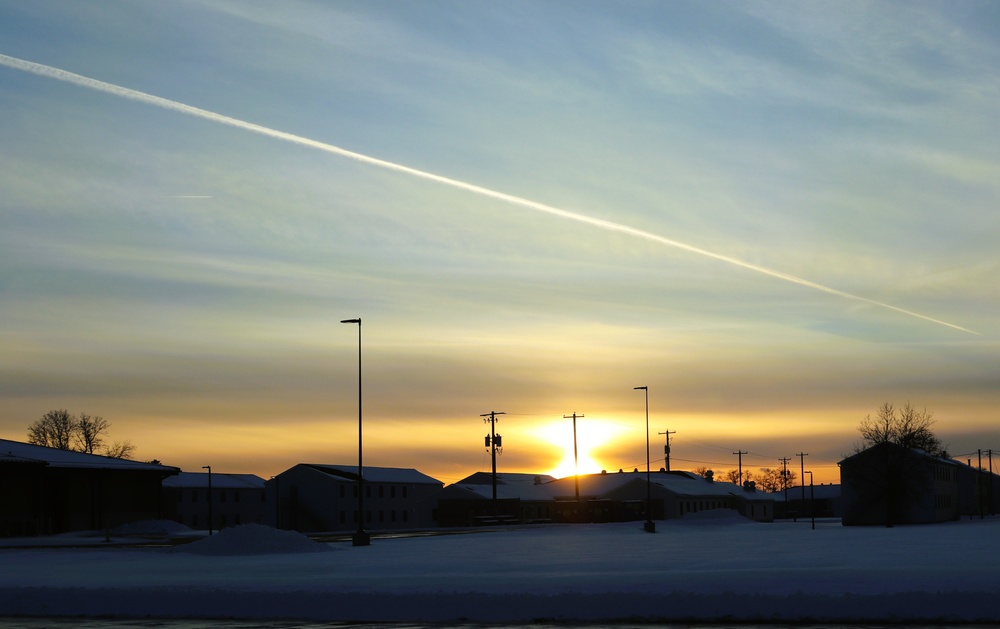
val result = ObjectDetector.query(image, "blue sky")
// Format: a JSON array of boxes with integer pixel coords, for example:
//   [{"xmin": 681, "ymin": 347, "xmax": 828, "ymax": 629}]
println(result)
[{"xmin": 1, "ymin": 1, "xmax": 998, "ymax": 484}]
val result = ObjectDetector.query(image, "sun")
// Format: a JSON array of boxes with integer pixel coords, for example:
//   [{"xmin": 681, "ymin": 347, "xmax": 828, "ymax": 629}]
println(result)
[{"xmin": 531, "ymin": 417, "xmax": 634, "ymax": 479}]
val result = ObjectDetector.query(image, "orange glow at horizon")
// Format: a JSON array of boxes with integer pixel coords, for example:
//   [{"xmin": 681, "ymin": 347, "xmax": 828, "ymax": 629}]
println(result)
[{"xmin": 532, "ymin": 416, "xmax": 637, "ymax": 479}]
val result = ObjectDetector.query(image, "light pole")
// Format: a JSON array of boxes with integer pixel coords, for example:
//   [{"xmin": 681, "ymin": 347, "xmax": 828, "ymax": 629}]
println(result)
[
  {"xmin": 202, "ymin": 465, "xmax": 212, "ymax": 535},
  {"xmin": 804, "ymin": 470, "xmax": 815, "ymax": 530},
  {"xmin": 634, "ymin": 386, "xmax": 655, "ymax": 533},
  {"xmin": 341, "ymin": 317, "xmax": 370, "ymax": 547}
]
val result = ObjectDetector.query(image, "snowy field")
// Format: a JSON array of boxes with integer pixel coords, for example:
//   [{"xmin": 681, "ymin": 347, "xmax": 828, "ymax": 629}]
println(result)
[{"xmin": 1, "ymin": 512, "xmax": 999, "ymax": 625}]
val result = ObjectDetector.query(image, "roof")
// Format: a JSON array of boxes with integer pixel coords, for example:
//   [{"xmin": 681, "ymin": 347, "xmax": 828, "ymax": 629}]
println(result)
[
  {"xmin": 163, "ymin": 472, "xmax": 265, "ymax": 489},
  {"xmin": 455, "ymin": 472, "xmax": 556, "ymax": 486},
  {"xmin": 450, "ymin": 470, "xmax": 776, "ymax": 502},
  {"xmin": 299, "ymin": 464, "xmax": 442, "ymax": 486},
  {"xmin": 0, "ymin": 438, "xmax": 179, "ymax": 474}
]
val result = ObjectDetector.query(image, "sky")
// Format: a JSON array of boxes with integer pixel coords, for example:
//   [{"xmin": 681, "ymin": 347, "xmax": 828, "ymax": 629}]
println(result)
[
  {"xmin": 1, "ymin": 1, "xmax": 998, "ymax": 486},
  {"xmin": 3, "ymin": 517, "xmax": 1000, "ymax": 623}
]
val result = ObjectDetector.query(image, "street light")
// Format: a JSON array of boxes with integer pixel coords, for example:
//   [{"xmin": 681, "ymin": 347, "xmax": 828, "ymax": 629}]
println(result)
[
  {"xmin": 341, "ymin": 317, "xmax": 370, "ymax": 547},
  {"xmin": 804, "ymin": 470, "xmax": 815, "ymax": 530},
  {"xmin": 202, "ymin": 465, "xmax": 213, "ymax": 535},
  {"xmin": 634, "ymin": 386, "xmax": 655, "ymax": 533}
]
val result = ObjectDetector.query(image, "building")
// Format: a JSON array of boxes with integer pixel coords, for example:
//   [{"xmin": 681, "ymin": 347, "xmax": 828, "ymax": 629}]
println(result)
[
  {"xmin": 840, "ymin": 442, "xmax": 960, "ymax": 526},
  {"xmin": 0, "ymin": 438, "xmax": 179, "ymax": 535},
  {"xmin": 268, "ymin": 464, "xmax": 443, "ymax": 532},
  {"xmin": 435, "ymin": 469, "xmax": 775, "ymax": 527},
  {"xmin": 771, "ymin": 483, "xmax": 842, "ymax": 519},
  {"xmin": 161, "ymin": 471, "xmax": 265, "ymax": 531}
]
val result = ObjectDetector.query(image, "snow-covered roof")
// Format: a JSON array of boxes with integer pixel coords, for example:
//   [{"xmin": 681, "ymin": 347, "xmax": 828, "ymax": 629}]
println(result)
[
  {"xmin": 455, "ymin": 471, "xmax": 555, "ymax": 486},
  {"xmin": 450, "ymin": 470, "xmax": 776, "ymax": 502},
  {"xmin": 163, "ymin": 472, "xmax": 265, "ymax": 489},
  {"xmin": 0, "ymin": 438, "xmax": 179, "ymax": 474},
  {"xmin": 303, "ymin": 464, "xmax": 442, "ymax": 485}
]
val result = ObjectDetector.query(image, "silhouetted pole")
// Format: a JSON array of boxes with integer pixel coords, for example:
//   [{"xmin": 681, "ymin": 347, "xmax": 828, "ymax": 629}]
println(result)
[
  {"xmin": 658, "ymin": 429, "xmax": 675, "ymax": 471},
  {"xmin": 481, "ymin": 411, "xmax": 505, "ymax": 511},
  {"xmin": 797, "ymin": 452, "xmax": 808, "ymax": 503},
  {"xmin": 341, "ymin": 317, "xmax": 370, "ymax": 546},
  {"xmin": 805, "ymin": 470, "xmax": 815, "ymax": 529},
  {"xmin": 565, "ymin": 413, "xmax": 583, "ymax": 503},
  {"xmin": 733, "ymin": 450, "xmax": 747, "ymax": 486},
  {"xmin": 986, "ymin": 448, "xmax": 996, "ymax": 515},
  {"xmin": 635, "ymin": 386, "xmax": 655, "ymax": 533},
  {"xmin": 202, "ymin": 465, "xmax": 212, "ymax": 535},
  {"xmin": 779, "ymin": 457, "xmax": 791, "ymax": 504}
]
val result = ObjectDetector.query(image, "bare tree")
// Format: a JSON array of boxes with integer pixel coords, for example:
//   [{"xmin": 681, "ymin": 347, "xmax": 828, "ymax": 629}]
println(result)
[
  {"xmin": 756, "ymin": 467, "xmax": 796, "ymax": 493},
  {"xmin": 27, "ymin": 410, "xmax": 137, "ymax": 459},
  {"xmin": 723, "ymin": 469, "xmax": 754, "ymax": 486},
  {"xmin": 857, "ymin": 402, "xmax": 944, "ymax": 456},
  {"xmin": 74, "ymin": 413, "xmax": 110, "ymax": 454},
  {"xmin": 846, "ymin": 402, "xmax": 945, "ymax": 526},
  {"xmin": 104, "ymin": 440, "xmax": 136, "ymax": 460},
  {"xmin": 27, "ymin": 409, "xmax": 76, "ymax": 450}
]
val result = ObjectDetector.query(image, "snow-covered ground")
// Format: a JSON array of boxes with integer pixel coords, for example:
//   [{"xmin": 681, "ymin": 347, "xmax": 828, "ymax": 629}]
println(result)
[{"xmin": 2, "ymin": 513, "xmax": 999, "ymax": 624}]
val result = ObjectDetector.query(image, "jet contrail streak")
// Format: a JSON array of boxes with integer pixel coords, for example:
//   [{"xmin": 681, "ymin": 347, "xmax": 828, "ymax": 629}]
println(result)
[{"xmin": 0, "ymin": 53, "xmax": 978, "ymax": 335}]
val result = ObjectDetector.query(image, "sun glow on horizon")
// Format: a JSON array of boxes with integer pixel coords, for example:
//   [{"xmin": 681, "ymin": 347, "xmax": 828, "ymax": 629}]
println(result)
[{"xmin": 532, "ymin": 416, "xmax": 636, "ymax": 479}]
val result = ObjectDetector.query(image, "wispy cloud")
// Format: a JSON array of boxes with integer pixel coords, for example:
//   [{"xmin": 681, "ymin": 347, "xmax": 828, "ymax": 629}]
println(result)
[{"xmin": 0, "ymin": 53, "xmax": 977, "ymax": 336}]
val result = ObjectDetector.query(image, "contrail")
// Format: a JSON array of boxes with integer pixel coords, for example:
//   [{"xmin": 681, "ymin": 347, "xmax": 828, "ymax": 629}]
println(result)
[{"xmin": 0, "ymin": 53, "xmax": 979, "ymax": 335}]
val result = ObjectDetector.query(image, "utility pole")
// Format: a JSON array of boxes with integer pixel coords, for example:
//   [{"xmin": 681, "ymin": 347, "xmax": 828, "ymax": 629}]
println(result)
[
  {"xmin": 481, "ymin": 411, "xmax": 505, "ymax": 510},
  {"xmin": 733, "ymin": 450, "xmax": 747, "ymax": 486},
  {"xmin": 564, "ymin": 413, "xmax": 584, "ymax": 503},
  {"xmin": 658, "ymin": 430, "xmax": 676, "ymax": 471},
  {"xmin": 797, "ymin": 452, "xmax": 809, "ymax": 505},
  {"xmin": 990, "ymin": 449, "xmax": 995, "ymax": 516},
  {"xmin": 779, "ymin": 457, "xmax": 792, "ymax": 503},
  {"xmin": 979, "ymin": 449, "xmax": 984, "ymax": 520}
]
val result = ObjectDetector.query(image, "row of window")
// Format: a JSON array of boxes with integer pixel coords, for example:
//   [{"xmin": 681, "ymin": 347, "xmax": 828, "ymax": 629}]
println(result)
[
  {"xmin": 338, "ymin": 510, "xmax": 409, "ymax": 524},
  {"xmin": 934, "ymin": 466, "xmax": 955, "ymax": 482},
  {"xmin": 180, "ymin": 490, "xmax": 265, "ymax": 503},
  {"xmin": 679, "ymin": 499, "xmax": 727, "ymax": 515},
  {"xmin": 935, "ymin": 493, "xmax": 954, "ymax": 509},
  {"xmin": 338, "ymin": 484, "xmax": 409, "ymax": 499}
]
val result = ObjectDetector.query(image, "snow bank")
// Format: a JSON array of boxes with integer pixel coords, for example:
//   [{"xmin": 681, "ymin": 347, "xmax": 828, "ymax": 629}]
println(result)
[
  {"xmin": 172, "ymin": 523, "xmax": 336, "ymax": 556},
  {"xmin": 3, "ymin": 518, "xmax": 1000, "ymax": 623}
]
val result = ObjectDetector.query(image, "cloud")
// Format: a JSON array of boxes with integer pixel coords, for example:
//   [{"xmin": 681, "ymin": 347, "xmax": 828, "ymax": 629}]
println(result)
[{"xmin": 0, "ymin": 53, "xmax": 978, "ymax": 336}]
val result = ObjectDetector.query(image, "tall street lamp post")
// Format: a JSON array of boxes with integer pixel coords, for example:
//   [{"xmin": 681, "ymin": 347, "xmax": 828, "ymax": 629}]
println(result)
[
  {"xmin": 634, "ymin": 387, "xmax": 655, "ymax": 533},
  {"xmin": 202, "ymin": 465, "xmax": 213, "ymax": 535},
  {"xmin": 341, "ymin": 317, "xmax": 370, "ymax": 547}
]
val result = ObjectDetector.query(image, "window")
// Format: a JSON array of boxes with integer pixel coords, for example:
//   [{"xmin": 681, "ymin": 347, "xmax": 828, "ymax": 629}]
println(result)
[
  {"xmin": 366, "ymin": 511, "xmax": 372, "ymax": 523},
  {"xmin": 220, "ymin": 491, "xmax": 227, "ymax": 503},
  {"xmin": 379, "ymin": 511, "xmax": 384, "ymax": 523},
  {"xmin": 353, "ymin": 485, "xmax": 358, "ymax": 497},
  {"xmin": 339, "ymin": 485, "xmax": 346, "ymax": 498},
  {"xmin": 402, "ymin": 486, "xmax": 408, "ymax": 499},
  {"xmin": 234, "ymin": 492, "xmax": 240, "ymax": 503},
  {"xmin": 379, "ymin": 486, "xmax": 384, "ymax": 498},
  {"xmin": 391, "ymin": 486, "xmax": 396, "ymax": 498},
  {"xmin": 366, "ymin": 486, "xmax": 371, "ymax": 498},
  {"xmin": 340, "ymin": 511, "xmax": 346, "ymax": 524},
  {"xmin": 402, "ymin": 510, "xmax": 408, "ymax": 522},
  {"xmin": 391, "ymin": 510, "xmax": 396, "ymax": 522},
  {"xmin": 192, "ymin": 490, "xmax": 198, "ymax": 503}
]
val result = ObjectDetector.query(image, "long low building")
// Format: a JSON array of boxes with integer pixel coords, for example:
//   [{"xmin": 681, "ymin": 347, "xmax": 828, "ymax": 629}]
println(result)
[
  {"xmin": 0, "ymin": 438, "xmax": 179, "ymax": 535},
  {"xmin": 437, "ymin": 469, "xmax": 776, "ymax": 526}
]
